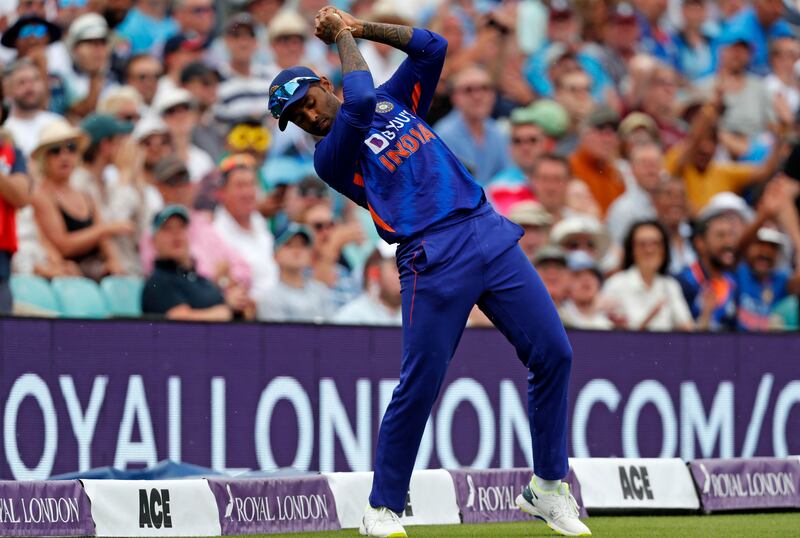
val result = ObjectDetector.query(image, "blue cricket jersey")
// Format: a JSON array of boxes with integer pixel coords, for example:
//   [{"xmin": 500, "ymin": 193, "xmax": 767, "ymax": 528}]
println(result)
[{"xmin": 313, "ymin": 29, "xmax": 485, "ymax": 244}]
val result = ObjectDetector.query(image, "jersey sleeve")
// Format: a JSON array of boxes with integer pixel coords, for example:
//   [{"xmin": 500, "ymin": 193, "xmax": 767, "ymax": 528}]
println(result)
[
  {"xmin": 314, "ymin": 70, "xmax": 376, "ymax": 208},
  {"xmin": 378, "ymin": 28, "xmax": 447, "ymax": 119}
]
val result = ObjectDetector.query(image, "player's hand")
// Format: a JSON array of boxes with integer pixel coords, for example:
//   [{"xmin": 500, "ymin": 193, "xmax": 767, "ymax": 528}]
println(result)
[
  {"xmin": 314, "ymin": 7, "xmax": 347, "ymax": 45},
  {"xmin": 329, "ymin": 8, "xmax": 363, "ymax": 37}
]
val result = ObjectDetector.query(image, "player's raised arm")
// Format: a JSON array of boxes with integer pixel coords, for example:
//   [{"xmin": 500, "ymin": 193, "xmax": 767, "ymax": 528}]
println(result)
[{"xmin": 334, "ymin": 8, "xmax": 447, "ymax": 118}]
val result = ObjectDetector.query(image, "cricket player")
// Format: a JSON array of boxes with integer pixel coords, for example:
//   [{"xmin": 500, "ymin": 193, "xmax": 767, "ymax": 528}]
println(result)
[{"xmin": 268, "ymin": 7, "xmax": 590, "ymax": 537}]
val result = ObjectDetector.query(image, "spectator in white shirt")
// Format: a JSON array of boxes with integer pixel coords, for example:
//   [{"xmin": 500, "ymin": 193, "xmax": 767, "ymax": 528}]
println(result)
[
  {"xmin": 334, "ymin": 242, "xmax": 402, "ymax": 326},
  {"xmin": 153, "ymin": 87, "xmax": 214, "ymax": 183},
  {"xmin": 213, "ymin": 154, "xmax": 278, "ymax": 302},
  {"xmin": 602, "ymin": 220, "xmax": 694, "ymax": 331},
  {"xmin": 2, "ymin": 59, "xmax": 62, "ymax": 157},
  {"xmin": 765, "ymin": 37, "xmax": 800, "ymax": 123}
]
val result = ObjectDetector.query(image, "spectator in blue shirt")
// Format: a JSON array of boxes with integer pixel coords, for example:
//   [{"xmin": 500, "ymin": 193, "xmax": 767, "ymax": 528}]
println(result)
[
  {"xmin": 633, "ymin": 0, "xmax": 680, "ymax": 69},
  {"xmin": 672, "ymin": 0, "xmax": 714, "ymax": 82},
  {"xmin": 714, "ymin": 0, "xmax": 793, "ymax": 76},
  {"xmin": 434, "ymin": 65, "xmax": 512, "ymax": 186},
  {"xmin": 117, "ymin": 0, "xmax": 179, "ymax": 55}
]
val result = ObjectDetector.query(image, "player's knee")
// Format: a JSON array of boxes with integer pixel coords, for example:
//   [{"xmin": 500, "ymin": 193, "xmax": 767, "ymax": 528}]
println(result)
[{"xmin": 530, "ymin": 335, "xmax": 573, "ymax": 372}]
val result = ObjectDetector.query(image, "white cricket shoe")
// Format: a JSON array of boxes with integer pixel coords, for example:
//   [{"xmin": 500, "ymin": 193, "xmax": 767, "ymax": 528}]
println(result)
[
  {"xmin": 359, "ymin": 505, "xmax": 407, "ymax": 537},
  {"xmin": 516, "ymin": 480, "xmax": 592, "ymax": 536}
]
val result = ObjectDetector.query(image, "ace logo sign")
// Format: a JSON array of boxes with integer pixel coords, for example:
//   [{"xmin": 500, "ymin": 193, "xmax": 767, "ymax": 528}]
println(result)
[
  {"xmin": 139, "ymin": 488, "xmax": 172, "ymax": 529},
  {"xmin": 82, "ymin": 479, "xmax": 220, "ymax": 536},
  {"xmin": 618, "ymin": 466, "xmax": 654, "ymax": 500}
]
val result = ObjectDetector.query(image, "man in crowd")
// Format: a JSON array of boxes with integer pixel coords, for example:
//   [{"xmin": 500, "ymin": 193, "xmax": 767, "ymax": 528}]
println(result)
[
  {"xmin": 333, "ymin": 242, "xmax": 402, "ymax": 326},
  {"xmin": 569, "ymin": 106, "xmax": 626, "ymax": 217},
  {"xmin": 142, "ymin": 205, "xmax": 254, "ymax": 320},
  {"xmin": 560, "ymin": 251, "xmax": 613, "ymax": 329},
  {"xmin": 553, "ymin": 69, "xmax": 595, "ymax": 155},
  {"xmin": 653, "ymin": 176, "xmax": 696, "ymax": 274},
  {"xmin": 638, "ymin": 62, "xmax": 685, "ymax": 148},
  {"xmin": 213, "ymin": 155, "xmax": 278, "ymax": 303},
  {"xmin": 61, "ymin": 12, "xmax": 115, "ymax": 118},
  {"xmin": 124, "ymin": 53, "xmax": 162, "ymax": 110},
  {"xmin": 2, "ymin": 59, "xmax": 62, "ymax": 156},
  {"xmin": 153, "ymin": 87, "xmax": 214, "ymax": 182},
  {"xmin": 533, "ymin": 244, "xmax": 570, "ymax": 310},
  {"xmin": 221, "ymin": 13, "xmax": 271, "ymax": 81},
  {"xmin": 435, "ymin": 64, "xmax": 511, "ymax": 186},
  {"xmin": 173, "ymin": 0, "xmax": 216, "ymax": 46},
  {"xmin": 116, "ymin": 0, "xmax": 178, "ymax": 55},
  {"xmin": 257, "ymin": 223, "xmax": 334, "ymax": 322},
  {"xmin": 507, "ymin": 201, "xmax": 552, "ymax": 262},
  {"xmin": 717, "ymin": 0, "xmax": 793, "ymax": 76}
]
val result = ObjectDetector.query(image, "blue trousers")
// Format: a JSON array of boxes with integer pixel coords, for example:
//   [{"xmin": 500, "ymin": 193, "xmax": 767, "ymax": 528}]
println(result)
[{"xmin": 369, "ymin": 205, "xmax": 573, "ymax": 512}]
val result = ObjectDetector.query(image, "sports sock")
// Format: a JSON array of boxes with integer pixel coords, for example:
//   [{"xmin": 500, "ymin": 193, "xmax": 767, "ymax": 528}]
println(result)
[{"xmin": 532, "ymin": 475, "xmax": 561, "ymax": 492}]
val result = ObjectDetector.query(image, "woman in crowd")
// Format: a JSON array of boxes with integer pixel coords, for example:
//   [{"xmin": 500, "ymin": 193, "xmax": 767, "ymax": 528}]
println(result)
[
  {"xmin": 30, "ymin": 120, "xmax": 133, "ymax": 281},
  {"xmin": 602, "ymin": 220, "xmax": 694, "ymax": 331}
]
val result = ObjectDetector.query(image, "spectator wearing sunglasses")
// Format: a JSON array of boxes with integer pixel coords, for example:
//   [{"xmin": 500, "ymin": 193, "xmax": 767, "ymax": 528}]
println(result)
[
  {"xmin": 116, "ymin": 0, "xmax": 178, "ymax": 55},
  {"xmin": 156, "ymin": 33, "xmax": 206, "ymax": 102},
  {"xmin": 303, "ymin": 201, "xmax": 362, "ymax": 309},
  {"xmin": 124, "ymin": 53, "xmax": 162, "ymax": 109},
  {"xmin": 1, "ymin": 60, "xmax": 62, "ymax": 157},
  {"xmin": 213, "ymin": 154, "xmax": 278, "ymax": 302},
  {"xmin": 550, "ymin": 214, "xmax": 611, "ymax": 266},
  {"xmin": 221, "ymin": 13, "xmax": 272, "ymax": 82},
  {"xmin": 569, "ymin": 105, "xmax": 626, "ymax": 217},
  {"xmin": 264, "ymin": 9, "xmax": 313, "ymax": 82},
  {"xmin": 61, "ymin": 13, "xmax": 117, "ymax": 118},
  {"xmin": 139, "ymin": 154, "xmax": 252, "ymax": 290},
  {"xmin": 172, "ymin": 0, "xmax": 216, "ymax": 46},
  {"xmin": 31, "ymin": 120, "xmax": 133, "ymax": 281},
  {"xmin": 153, "ymin": 87, "xmax": 215, "ymax": 183},
  {"xmin": 179, "ymin": 61, "xmax": 223, "ymax": 160},
  {"xmin": 434, "ymin": 64, "xmax": 512, "ymax": 186},
  {"xmin": 97, "ymin": 86, "xmax": 144, "ymax": 124}
]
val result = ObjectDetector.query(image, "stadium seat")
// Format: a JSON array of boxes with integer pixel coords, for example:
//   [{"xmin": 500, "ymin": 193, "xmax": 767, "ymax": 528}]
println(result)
[
  {"xmin": 9, "ymin": 274, "xmax": 59, "ymax": 314},
  {"xmin": 100, "ymin": 276, "xmax": 144, "ymax": 317},
  {"xmin": 51, "ymin": 277, "xmax": 109, "ymax": 318}
]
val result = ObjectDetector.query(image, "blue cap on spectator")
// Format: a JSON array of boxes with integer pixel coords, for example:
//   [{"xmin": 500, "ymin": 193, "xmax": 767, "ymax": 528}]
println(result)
[
  {"xmin": 1, "ymin": 16, "xmax": 61, "ymax": 48},
  {"xmin": 268, "ymin": 66, "xmax": 321, "ymax": 131},
  {"xmin": 274, "ymin": 223, "xmax": 313, "ymax": 251},
  {"xmin": 80, "ymin": 114, "xmax": 133, "ymax": 144},
  {"xmin": 567, "ymin": 251, "xmax": 602, "ymax": 280},
  {"xmin": 716, "ymin": 25, "xmax": 754, "ymax": 50},
  {"xmin": 152, "ymin": 205, "xmax": 190, "ymax": 233}
]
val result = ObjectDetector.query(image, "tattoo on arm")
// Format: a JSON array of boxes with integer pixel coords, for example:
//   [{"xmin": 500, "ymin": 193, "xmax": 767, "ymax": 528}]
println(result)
[
  {"xmin": 359, "ymin": 22, "xmax": 413, "ymax": 49},
  {"xmin": 336, "ymin": 31, "xmax": 370, "ymax": 74}
]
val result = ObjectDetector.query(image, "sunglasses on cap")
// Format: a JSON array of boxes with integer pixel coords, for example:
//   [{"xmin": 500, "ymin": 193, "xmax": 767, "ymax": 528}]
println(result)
[
  {"xmin": 19, "ymin": 24, "xmax": 48, "ymax": 39},
  {"xmin": 46, "ymin": 142, "xmax": 78, "ymax": 156},
  {"xmin": 268, "ymin": 76, "xmax": 320, "ymax": 120}
]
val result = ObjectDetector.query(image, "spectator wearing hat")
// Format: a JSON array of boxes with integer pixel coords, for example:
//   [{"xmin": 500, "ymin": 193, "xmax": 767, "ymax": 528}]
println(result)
[
  {"xmin": 434, "ymin": 64, "xmax": 512, "ymax": 186},
  {"xmin": 0, "ymin": 131, "xmax": 32, "ymax": 313},
  {"xmin": 153, "ymin": 87, "xmax": 215, "ymax": 183},
  {"xmin": 304, "ymin": 201, "xmax": 362, "ymax": 309},
  {"xmin": 333, "ymin": 242, "xmax": 402, "ymax": 326},
  {"xmin": 74, "ymin": 113, "xmax": 152, "ymax": 275},
  {"xmin": 264, "ymin": 9, "xmax": 313, "ymax": 81},
  {"xmin": 132, "ymin": 114, "xmax": 173, "ymax": 194},
  {"xmin": 157, "ymin": 33, "xmax": 206, "ymax": 100},
  {"xmin": 569, "ymin": 105, "xmax": 626, "ymax": 217},
  {"xmin": 142, "ymin": 205, "xmax": 255, "ymax": 320},
  {"xmin": 676, "ymin": 210, "xmax": 740, "ymax": 331},
  {"xmin": 116, "ymin": 0, "xmax": 179, "ymax": 55},
  {"xmin": 553, "ymin": 69, "xmax": 596, "ymax": 155},
  {"xmin": 139, "ymin": 155, "xmax": 252, "ymax": 290},
  {"xmin": 221, "ymin": 13, "xmax": 272, "ymax": 82},
  {"xmin": 98, "ymin": 86, "xmax": 144, "ymax": 124},
  {"xmin": 765, "ymin": 37, "xmax": 800, "ymax": 122},
  {"xmin": 2, "ymin": 60, "xmax": 62, "ymax": 156},
  {"xmin": 507, "ymin": 201, "xmax": 552, "ymax": 261},
  {"xmin": 653, "ymin": 176, "xmax": 697, "ymax": 274},
  {"xmin": 31, "ymin": 119, "xmax": 133, "ymax": 281},
  {"xmin": 698, "ymin": 29, "xmax": 774, "ymax": 147},
  {"xmin": 602, "ymin": 220, "xmax": 693, "ymax": 331},
  {"xmin": 123, "ymin": 53, "xmax": 162, "ymax": 110},
  {"xmin": 54, "ymin": 0, "xmax": 91, "ymax": 29},
  {"xmin": 488, "ymin": 100, "xmax": 567, "ymax": 198},
  {"xmin": 715, "ymin": 0, "xmax": 793, "ymax": 77},
  {"xmin": 664, "ymin": 93, "xmax": 784, "ymax": 215},
  {"xmin": 257, "ymin": 223, "xmax": 335, "ymax": 322},
  {"xmin": 671, "ymin": 0, "xmax": 714, "ymax": 82},
  {"xmin": 560, "ymin": 251, "xmax": 613, "ymax": 330},
  {"xmin": 606, "ymin": 142, "xmax": 664, "ymax": 244},
  {"xmin": 213, "ymin": 154, "xmax": 278, "ymax": 302},
  {"xmin": 532, "ymin": 244, "xmax": 570, "ymax": 309},
  {"xmin": 550, "ymin": 214, "xmax": 611, "ymax": 265},
  {"xmin": 61, "ymin": 12, "xmax": 116, "ymax": 118}
]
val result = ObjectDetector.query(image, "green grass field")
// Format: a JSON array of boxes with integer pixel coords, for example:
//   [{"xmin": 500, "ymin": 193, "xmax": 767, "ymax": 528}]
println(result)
[{"xmin": 223, "ymin": 513, "xmax": 800, "ymax": 538}]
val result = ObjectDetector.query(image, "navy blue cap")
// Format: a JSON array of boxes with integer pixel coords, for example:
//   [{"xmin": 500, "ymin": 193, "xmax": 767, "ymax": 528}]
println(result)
[{"xmin": 269, "ymin": 66, "xmax": 320, "ymax": 131}]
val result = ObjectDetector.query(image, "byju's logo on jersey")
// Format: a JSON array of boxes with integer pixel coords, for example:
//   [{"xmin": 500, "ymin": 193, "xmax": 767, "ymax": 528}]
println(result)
[
  {"xmin": 365, "ymin": 133, "xmax": 389, "ymax": 154},
  {"xmin": 376, "ymin": 101, "xmax": 394, "ymax": 113}
]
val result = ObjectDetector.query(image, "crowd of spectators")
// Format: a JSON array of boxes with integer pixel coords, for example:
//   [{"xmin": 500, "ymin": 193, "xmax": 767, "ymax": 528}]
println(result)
[{"xmin": 1, "ymin": 0, "xmax": 800, "ymax": 332}]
